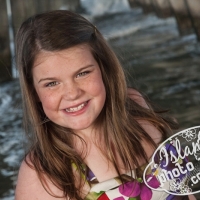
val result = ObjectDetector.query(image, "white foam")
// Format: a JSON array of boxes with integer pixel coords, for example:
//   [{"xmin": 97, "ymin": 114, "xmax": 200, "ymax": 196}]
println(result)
[
  {"xmin": 81, "ymin": 0, "xmax": 130, "ymax": 16},
  {"xmin": 0, "ymin": 93, "xmax": 12, "ymax": 111},
  {"xmin": 99, "ymin": 14, "xmax": 176, "ymax": 40}
]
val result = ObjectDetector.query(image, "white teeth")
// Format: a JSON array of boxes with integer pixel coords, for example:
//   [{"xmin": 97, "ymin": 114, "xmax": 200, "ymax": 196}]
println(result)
[{"xmin": 66, "ymin": 102, "xmax": 87, "ymax": 113}]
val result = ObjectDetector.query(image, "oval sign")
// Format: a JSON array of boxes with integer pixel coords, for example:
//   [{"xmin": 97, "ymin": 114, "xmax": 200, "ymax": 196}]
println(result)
[{"xmin": 143, "ymin": 125, "xmax": 200, "ymax": 195}]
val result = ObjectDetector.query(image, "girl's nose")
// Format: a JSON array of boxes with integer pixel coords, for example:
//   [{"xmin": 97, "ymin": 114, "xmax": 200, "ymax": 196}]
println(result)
[{"xmin": 63, "ymin": 82, "xmax": 82, "ymax": 100}]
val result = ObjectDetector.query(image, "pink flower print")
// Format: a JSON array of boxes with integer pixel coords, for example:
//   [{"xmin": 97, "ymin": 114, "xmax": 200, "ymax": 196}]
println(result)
[
  {"xmin": 119, "ymin": 180, "xmax": 140, "ymax": 197},
  {"xmin": 113, "ymin": 197, "xmax": 125, "ymax": 200},
  {"xmin": 140, "ymin": 175, "xmax": 160, "ymax": 200},
  {"xmin": 140, "ymin": 183, "xmax": 152, "ymax": 200},
  {"xmin": 146, "ymin": 174, "xmax": 160, "ymax": 189},
  {"xmin": 119, "ymin": 175, "xmax": 160, "ymax": 200}
]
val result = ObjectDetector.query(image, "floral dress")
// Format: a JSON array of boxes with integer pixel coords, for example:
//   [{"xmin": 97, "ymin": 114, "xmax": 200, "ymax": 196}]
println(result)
[{"xmin": 72, "ymin": 162, "xmax": 189, "ymax": 200}]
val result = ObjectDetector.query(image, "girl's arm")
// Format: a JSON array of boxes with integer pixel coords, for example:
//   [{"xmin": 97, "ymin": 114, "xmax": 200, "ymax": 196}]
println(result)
[{"xmin": 15, "ymin": 158, "xmax": 66, "ymax": 200}]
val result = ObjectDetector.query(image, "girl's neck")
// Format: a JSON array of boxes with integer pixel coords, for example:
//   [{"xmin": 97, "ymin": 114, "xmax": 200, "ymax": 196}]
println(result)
[{"xmin": 72, "ymin": 127, "xmax": 103, "ymax": 158}]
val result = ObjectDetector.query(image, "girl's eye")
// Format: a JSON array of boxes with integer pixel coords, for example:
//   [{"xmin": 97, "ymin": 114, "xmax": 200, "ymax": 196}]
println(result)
[
  {"xmin": 76, "ymin": 71, "xmax": 89, "ymax": 78},
  {"xmin": 46, "ymin": 81, "xmax": 59, "ymax": 87}
]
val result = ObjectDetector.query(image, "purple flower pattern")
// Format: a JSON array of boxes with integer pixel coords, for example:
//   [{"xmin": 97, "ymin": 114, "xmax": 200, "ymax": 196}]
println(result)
[{"xmin": 76, "ymin": 144, "xmax": 190, "ymax": 200}]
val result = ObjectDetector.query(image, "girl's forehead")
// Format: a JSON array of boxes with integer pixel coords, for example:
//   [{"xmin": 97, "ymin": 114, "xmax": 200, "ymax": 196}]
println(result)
[{"xmin": 33, "ymin": 44, "xmax": 92, "ymax": 68}]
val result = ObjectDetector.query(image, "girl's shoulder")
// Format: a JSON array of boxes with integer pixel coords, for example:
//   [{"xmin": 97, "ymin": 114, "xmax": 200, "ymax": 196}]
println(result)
[
  {"xmin": 128, "ymin": 88, "xmax": 162, "ymax": 158},
  {"xmin": 128, "ymin": 88, "xmax": 162, "ymax": 142},
  {"xmin": 15, "ymin": 155, "xmax": 66, "ymax": 200},
  {"xmin": 127, "ymin": 88, "xmax": 149, "ymax": 109}
]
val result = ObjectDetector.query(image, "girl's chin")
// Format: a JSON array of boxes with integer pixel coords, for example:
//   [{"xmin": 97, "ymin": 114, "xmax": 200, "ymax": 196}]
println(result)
[{"xmin": 61, "ymin": 122, "xmax": 94, "ymax": 132}]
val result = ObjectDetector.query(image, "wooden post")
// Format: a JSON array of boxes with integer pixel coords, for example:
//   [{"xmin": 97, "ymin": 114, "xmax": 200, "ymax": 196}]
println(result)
[
  {"xmin": 184, "ymin": 0, "xmax": 200, "ymax": 41},
  {"xmin": 168, "ymin": 0, "xmax": 193, "ymax": 36},
  {"xmin": 142, "ymin": 0, "xmax": 153, "ymax": 13},
  {"xmin": 151, "ymin": 0, "xmax": 160, "ymax": 16},
  {"xmin": 153, "ymin": 0, "xmax": 172, "ymax": 18},
  {"xmin": 0, "ymin": 0, "xmax": 12, "ymax": 82},
  {"xmin": 128, "ymin": 0, "xmax": 138, "ymax": 8},
  {"xmin": 6, "ymin": 0, "xmax": 17, "ymax": 78}
]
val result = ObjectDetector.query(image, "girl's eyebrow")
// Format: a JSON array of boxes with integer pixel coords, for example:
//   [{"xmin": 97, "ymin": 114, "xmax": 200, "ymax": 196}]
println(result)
[{"xmin": 38, "ymin": 64, "xmax": 95, "ymax": 83}]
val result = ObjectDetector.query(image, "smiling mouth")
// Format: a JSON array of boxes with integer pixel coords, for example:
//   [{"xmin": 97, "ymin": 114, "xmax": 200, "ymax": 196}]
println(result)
[{"xmin": 65, "ymin": 101, "xmax": 88, "ymax": 113}]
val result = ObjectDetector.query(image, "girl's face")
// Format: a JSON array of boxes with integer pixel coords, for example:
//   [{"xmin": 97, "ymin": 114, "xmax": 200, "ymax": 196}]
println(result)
[{"xmin": 32, "ymin": 44, "xmax": 106, "ymax": 133}]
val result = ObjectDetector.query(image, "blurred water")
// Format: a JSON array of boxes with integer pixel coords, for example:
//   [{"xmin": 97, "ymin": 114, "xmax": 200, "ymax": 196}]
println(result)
[
  {"xmin": 0, "ymin": 80, "xmax": 24, "ymax": 199},
  {"xmin": 81, "ymin": 0, "xmax": 130, "ymax": 16},
  {"xmin": 1, "ymin": 8, "xmax": 200, "ymax": 199}
]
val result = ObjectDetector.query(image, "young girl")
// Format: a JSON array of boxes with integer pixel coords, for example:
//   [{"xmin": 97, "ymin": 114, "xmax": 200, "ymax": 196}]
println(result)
[{"xmin": 15, "ymin": 10, "xmax": 195, "ymax": 200}]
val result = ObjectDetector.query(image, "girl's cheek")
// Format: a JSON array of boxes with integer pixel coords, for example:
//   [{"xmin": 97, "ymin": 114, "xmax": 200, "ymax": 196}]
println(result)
[{"xmin": 39, "ymin": 94, "xmax": 51, "ymax": 107}]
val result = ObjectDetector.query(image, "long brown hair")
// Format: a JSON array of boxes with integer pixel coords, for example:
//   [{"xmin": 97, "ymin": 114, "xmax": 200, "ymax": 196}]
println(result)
[{"xmin": 16, "ymin": 10, "xmax": 177, "ymax": 199}]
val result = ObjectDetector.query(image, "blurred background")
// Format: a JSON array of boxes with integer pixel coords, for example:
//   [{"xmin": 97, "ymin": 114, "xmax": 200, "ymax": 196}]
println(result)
[{"xmin": 0, "ymin": 0, "xmax": 200, "ymax": 199}]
